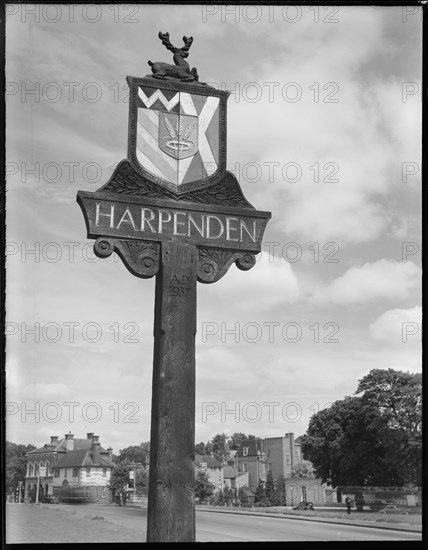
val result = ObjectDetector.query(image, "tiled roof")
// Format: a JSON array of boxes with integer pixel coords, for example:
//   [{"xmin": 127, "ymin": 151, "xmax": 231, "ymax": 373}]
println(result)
[
  {"xmin": 27, "ymin": 438, "xmax": 109, "ymax": 455},
  {"xmin": 56, "ymin": 449, "xmax": 90, "ymax": 468},
  {"xmin": 236, "ymin": 438, "xmax": 264, "ymax": 457},
  {"xmin": 194, "ymin": 454, "xmax": 222, "ymax": 468},
  {"xmin": 223, "ymin": 466, "xmax": 237, "ymax": 479},
  {"xmin": 55, "ymin": 449, "xmax": 114, "ymax": 468}
]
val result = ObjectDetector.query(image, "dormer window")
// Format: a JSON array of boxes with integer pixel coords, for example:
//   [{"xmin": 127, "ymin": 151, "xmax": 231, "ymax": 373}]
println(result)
[
  {"xmin": 200, "ymin": 462, "xmax": 207, "ymax": 471},
  {"xmin": 243, "ymin": 447, "xmax": 249, "ymax": 457}
]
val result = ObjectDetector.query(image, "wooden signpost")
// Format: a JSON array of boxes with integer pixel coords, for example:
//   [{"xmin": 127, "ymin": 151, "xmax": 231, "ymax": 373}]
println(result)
[{"xmin": 77, "ymin": 32, "xmax": 271, "ymax": 542}]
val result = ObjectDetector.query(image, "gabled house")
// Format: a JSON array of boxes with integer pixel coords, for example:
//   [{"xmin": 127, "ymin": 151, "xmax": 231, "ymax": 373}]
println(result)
[
  {"xmin": 194, "ymin": 454, "xmax": 223, "ymax": 491},
  {"xmin": 235, "ymin": 438, "xmax": 267, "ymax": 493},
  {"xmin": 25, "ymin": 432, "xmax": 115, "ymax": 503}
]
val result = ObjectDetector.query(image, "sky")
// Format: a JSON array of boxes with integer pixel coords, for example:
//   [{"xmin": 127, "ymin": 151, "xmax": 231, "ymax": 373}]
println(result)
[{"xmin": 5, "ymin": 3, "xmax": 422, "ymax": 456}]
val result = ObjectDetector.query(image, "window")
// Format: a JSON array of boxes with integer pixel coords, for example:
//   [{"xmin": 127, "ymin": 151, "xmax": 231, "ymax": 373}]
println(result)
[
  {"xmin": 242, "ymin": 462, "xmax": 248, "ymax": 472},
  {"xmin": 260, "ymin": 463, "xmax": 265, "ymax": 474},
  {"xmin": 101, "ymin": 488, "xmax": 106, "ymax": 499},
  {"xmin": 72, "ymin": 468, "xmax": 79, "ymax": 478},
  {"xmin": 29, "ymin": 464, "xmax": 33, "ymax": 477},
  {"xmin": 302, "ymin": 486, "xmax": 307, "ymax": 501},
  {"xmin": 243, "ymin": 447, "xmax": 249, "ymax": 457},
  {"xmin": 86, "ymin": 468, "xmax": 90, "ymax": 477},
  {"xmin": 64, "ymin": 468, "xmax": 68, "ymax": 478},
  {"xmin": 102, "ymin": 468, "xmax": 107, "ymax": 477},
  {"xmin": 54, "ymin": 469, "xmax": 60, "ymax": 478},
  {"xmin": 285, "ymin": 454, "xmax": 291, "ymax": 465},
  {"xmin": 200, "ymin": 463, "xmax": 207, "ymax": 471}
]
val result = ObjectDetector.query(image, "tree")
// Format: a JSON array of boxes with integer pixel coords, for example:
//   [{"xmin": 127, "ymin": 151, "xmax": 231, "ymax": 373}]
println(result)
[
  {"xmin": 275, "ymin": 475, "xmax": 287, "ymax": 506},
  {"xmin": 205, "ymin": 440, "xmax": 214, "ymax": 456},
  {"xmin": 301, "ymin": 396, "xmax": 404, "ymax": 487},
  {"xmin": 223, "ymin": 485, "xmax": 234, "ymax": 506},
  {"xmin": 301, "ymin": 368, "xmax": 422, "ymax": 487},
  {"xmin": 356, "ymin": 369, "xmax": 422, "ymax": 485},
  {"xmin": 254, "ymin": 479, "xmax": 269, "ymax": 506},
  {"xmin": 210, "ymin": 433, "xmax": 229, "ymax": 462},
  {"xmin": 108, "ymin": 462, "xmax": 131, "ymax": 504},
  {"xmin": 115, "ymin": 444, "xmax": 149, "ymax": 466},
  {"xmin": 355, "ymin": 369, "xmax": 422, "ymax": 435},
  {"xmin": 265, "ymin": 471, "xmax": 275, "ymax": 506},
  {"xmin": 194, "ymin": 471, "xmax": 215, "ymax": 502},
  {"xmin": 291, "ymin": 460, "xmax": 315, "ymax": 478},
  {"xmin": 6, "ymin": 442, "xmax": 36, "ymax": 494},
  {"xmin": 238, "ymin": 485, "xmax": 251, "ymax": 507},
  {"xmin": 195, "ymin": 441, "xmax": 207, "ymax": 455},
  {"xmin": 227, "ymin": 433, "xmax": 248, "ymax": 450},
  {"xmin": 135, "ymin": 468, "xmax": 148, "ymax": 492}
]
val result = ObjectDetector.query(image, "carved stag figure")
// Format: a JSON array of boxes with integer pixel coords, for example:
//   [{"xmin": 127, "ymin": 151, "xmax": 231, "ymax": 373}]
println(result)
[{"xmin": 148, "ymin": 32, "xmax": 199, "ymax": 82}]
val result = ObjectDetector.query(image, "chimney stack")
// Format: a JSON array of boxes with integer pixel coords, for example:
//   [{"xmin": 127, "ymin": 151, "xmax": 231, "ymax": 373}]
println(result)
[
  {"xmin": 107, "ymin": 447, "xmax": 113, "ymax": 462},
  {"xmin": 50, "ymin": 436, "xmax": 59, "ymax": 444},
  {"xmin": 92, "ymin": 435, "xmax": 100, "ymax": 465},
  {"xmin": 87, "ymin": 433, "xmax": 94, "ymax": 441},
  {"xmin": 65, "ymin": 433, "xmax": 74, "ymax": 451}
]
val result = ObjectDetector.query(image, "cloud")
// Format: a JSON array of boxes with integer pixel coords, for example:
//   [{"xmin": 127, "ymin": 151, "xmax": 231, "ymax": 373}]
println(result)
[
  {"xmin": 202, "ymin": 252, "xmax": 300, "ymax": 312},
  {"xmin": 21, "ymin": 382, "xmax": 70, "ymax": 399},
  {"xmin": 311, "ymin": 259, "xmax": 421, "ymax": 305},
  {"xmin": 369, "ymin": 306, "xmax": 421, "ymax": 344}
]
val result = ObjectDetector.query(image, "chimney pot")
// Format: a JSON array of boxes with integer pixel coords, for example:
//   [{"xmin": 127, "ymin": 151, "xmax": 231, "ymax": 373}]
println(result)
[
  {"xmin": 87, "ymin": 433, "xmax": 94, "ymax": 441},
  {"xmin": 91, "ymin": 436, "xmax": 100, "ymax": 464},
  {"xmin": 65, "ymin": 433, "xmax": 74, "ymax": 451}
]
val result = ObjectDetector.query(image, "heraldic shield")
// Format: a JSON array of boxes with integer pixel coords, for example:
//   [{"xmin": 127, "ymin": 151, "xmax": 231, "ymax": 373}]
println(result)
[{"xmin": 127, "ymin": 77, "xmax": 228, "ymax": 194}]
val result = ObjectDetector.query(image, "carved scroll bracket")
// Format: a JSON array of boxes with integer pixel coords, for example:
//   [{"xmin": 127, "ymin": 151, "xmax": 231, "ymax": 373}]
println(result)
[
  {"xmin": 197, "ymin": 247, "xmax": 256, "ymax": 284},
  {"xmin": 94, "ymin": 237, "xmax": 160, "ymax": 279}
]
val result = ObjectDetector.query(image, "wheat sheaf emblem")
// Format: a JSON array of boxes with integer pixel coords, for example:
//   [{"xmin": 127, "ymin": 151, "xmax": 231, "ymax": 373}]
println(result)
[{"xmin": 164, "ymin": 115, "xmax": 195, "ymax": 154}]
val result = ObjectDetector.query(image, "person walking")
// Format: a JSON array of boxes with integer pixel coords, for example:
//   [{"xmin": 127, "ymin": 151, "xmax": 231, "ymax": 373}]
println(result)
[{"xmin": 345, "ymin": 495, "xmax": 352, "ymax": 515}]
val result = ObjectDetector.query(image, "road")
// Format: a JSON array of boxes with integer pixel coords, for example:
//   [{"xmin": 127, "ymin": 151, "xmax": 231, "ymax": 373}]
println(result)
[
  {"xmin": 16, "ymin": 502, "xmax": 418, "ymax": 543},
  {"xmin": 194, "ymin": 509, "xmax": 422, "ymax": 542}
]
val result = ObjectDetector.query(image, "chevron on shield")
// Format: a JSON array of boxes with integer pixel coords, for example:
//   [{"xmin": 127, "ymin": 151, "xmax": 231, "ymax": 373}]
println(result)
[{"xmin": 135, "ymin": 84, "xmax": 221, "ymax": 191}]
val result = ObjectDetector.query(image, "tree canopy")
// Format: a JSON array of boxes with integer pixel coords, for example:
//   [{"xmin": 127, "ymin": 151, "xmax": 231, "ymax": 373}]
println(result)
[
  {"xmin": 6, "ymin": 442, "xmax": 36, "ymax": 493},
  {"xmin": 300, "ymin": 368, "xmax": 422, "ymax": 487},
  {"xmin": 194, "ymin": 471, "xmax": 215, "ymax": 502},
  {"xmin": 115, "ymin": 443, "xmax": 150, "ymax": 466}
]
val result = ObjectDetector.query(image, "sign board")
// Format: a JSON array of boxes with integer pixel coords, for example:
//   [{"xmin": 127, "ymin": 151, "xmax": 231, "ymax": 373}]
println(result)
[{"xmin": 77, "ymin": 192, "xmax": 269, "ymax": 252}]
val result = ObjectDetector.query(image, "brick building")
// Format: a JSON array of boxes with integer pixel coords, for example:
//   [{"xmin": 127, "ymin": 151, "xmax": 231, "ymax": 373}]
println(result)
[{"xmin": 25, "ymin": 432, "xmax": 115, "ymax": 503}]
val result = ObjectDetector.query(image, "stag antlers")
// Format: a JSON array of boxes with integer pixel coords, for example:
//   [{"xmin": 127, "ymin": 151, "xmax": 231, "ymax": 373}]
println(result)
[{"xmin": 158, "ymin": 32, "xmax": 193, "ymax": 54}]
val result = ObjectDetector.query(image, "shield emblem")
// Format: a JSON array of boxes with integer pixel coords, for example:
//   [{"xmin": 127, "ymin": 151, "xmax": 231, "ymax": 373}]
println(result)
[
  {"xmin": 158, "ymin": 112, "xmax": 198, "ymax": 160},
  {"xmin": 127, "ymin": 77, "xmax": 228, "ymax": 193}
]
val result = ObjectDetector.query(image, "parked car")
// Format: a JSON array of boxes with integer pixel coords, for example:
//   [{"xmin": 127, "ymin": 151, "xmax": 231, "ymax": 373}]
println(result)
[
  {"xmin": 379, "ymin": 504, "xmax": 408, "ymax": 515},
  {"xmin": 41, "ymin": 495, "xmax": 58, "ymax": 504},
  {"xmin": 369, "ymin": 499, "xmax": 389, "ymax": 511},
  {"xmin": 292, "ymin": 501, "xmax": 315, "ymax": 511}
]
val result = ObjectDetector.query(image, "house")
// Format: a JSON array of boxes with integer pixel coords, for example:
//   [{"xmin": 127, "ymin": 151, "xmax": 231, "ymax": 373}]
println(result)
[
  {"xmin": 194, "ymin": 454, "xmax": 223, "ymax": 491},
  {"xmin": 223, "ymin": 465, "xmax": 249, "ymax": 497},
  {"xmin": 25, "ymin": 432, "xmax": 115, "ymax": 504},
  {"xmin": 265, "ymin": 432, "xmax": 303, "ymax": 479},
  {"xmin": 235, "ymin": 433, "xmax": 327, "ymax": 504},
  {"xmin": 235, "ymin": 438, "xmax": 268, "ymax": 493}
]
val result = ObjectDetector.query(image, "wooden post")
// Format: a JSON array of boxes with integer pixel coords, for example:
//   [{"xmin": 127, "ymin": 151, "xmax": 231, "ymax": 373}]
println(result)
[
  {"xmin": 77, "ymin": 58, "xmax": 271, "ymax": 544},
  {"xmin": 35, "ymin": 474, "xmax": 40, "ymax": 504},
  {"xmin": 147, "ymin": 241, "xmax": 197, "ymax": 542}
]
